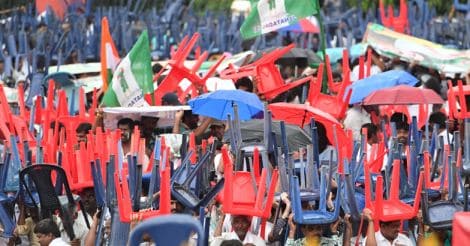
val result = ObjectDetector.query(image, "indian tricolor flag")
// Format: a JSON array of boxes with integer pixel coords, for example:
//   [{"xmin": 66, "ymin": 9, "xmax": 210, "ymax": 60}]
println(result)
[
  {"xmin": 240, "ymin": 0, "xmax": 320, "ymax": 39},
  {"xmin": 101, "ymin": 31, "xmax": 154, "ymax": 107},
  {"xmin": 100, "ymin": 17, "xmax": 120, "ymax": 92}
]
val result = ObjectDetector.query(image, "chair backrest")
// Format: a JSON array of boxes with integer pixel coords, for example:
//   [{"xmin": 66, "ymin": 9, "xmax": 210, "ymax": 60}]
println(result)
[
  {"xmin": 221, "ymin": 145, "xmax": 278, "ymax": 218},
  {"xmin": 114, "ymin": 148, "xmax": 171, "ymax": 222},
  {"xmin": 20, "ymin": 164, "xmax": 75, "ymax": 214},
  {"xmin": 128, "ymin": 214, "xmax": 204, "ymax": 246}
]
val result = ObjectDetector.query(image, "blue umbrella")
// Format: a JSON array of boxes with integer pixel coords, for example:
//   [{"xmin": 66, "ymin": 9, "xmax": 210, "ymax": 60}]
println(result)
[
  {"xmin": 188, "ymin": 90, "xmax": 264, "ymax": 121},
  {"xmin": 348, "ymin": 70, "xmax": 419, "ymax": 104}
]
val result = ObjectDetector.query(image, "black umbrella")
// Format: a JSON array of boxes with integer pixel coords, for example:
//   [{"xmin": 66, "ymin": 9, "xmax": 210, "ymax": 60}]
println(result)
[{"xmin": 223, "ymin": 119, "xmax": 311, "ymax": 152}]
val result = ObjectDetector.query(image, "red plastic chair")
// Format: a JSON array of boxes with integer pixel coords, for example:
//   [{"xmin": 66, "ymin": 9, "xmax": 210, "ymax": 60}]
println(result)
[
  {"xmin": 220, "ymin": 43, "xmax": 312, "ymax": 101},
  {"xmin": 447, "ymin": 80, "xmax": 469, "ymax": 119},
  {"xmin": 325, "ymin": 50, "xmax": 352, "ymax": 94},
  {"xmin": 152, "ymin": 33, "xmax": 226, "ymax": 105},
  {"xmin": 379, "ymin": 0, "xmax": 409, "ymax": 33},
  {"xmin": 221, "ymin": 146, "xmax": 278, "ymax": 218},
  {"xmin": 365, "ymin": 159, "xmax": 423, "ymax": 222},
  {"xmin": 453, "ymin": 212, "xmax": 470, "ymax": 243},
  {"xmin": 306, "ymin": 62, "xmax": 352, "ymax": 120},
  {"xmin": 114, "ymin": 147, "xmax": 171, "ymax": 222}
]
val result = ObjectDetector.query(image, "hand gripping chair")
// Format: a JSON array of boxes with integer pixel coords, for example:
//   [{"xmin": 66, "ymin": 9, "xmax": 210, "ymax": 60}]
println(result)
[
  {"xmin": 219, "ymin": 43, "xmax": 313, "ymax": 101},
  {"xmin": 221, "ymin": 145, "xmax": 278, "ymax": 218},
  {"xmin": 364, "ymin": 159, "xmax": 423, "ymax": 222},
  {"xmin": 114, "ymin": 148, "xmax": 171, "ymax": 222},
  {"xmin": 290, "ymin": 155, "xmax": 342, "ymax": 225},
  {"xmin": 20, "ymin": 164, "xmax": 90, "ymax": 240},
  {"xmin": 421, "ymin": 151, "xmax": 463, "ymax": 230},
  {"xmin": 171, "ymin": 143, "xmax": 225, "ymax": 211},
  {"xmin": 128, "ymin": 214, "xmax": 204, "ymax": 246}
]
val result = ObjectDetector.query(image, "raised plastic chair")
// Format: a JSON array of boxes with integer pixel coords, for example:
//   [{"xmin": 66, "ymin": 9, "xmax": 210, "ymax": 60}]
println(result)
[
  {"xmin": 290, "ymin": 158, "xmax": 343, "ymax": 224},
  {"xmin": 364, "ymin": 159, "xmax": 423, "ymax": 222},
  {"xmin": 171, "ymin": 143, "xmax": 225, "ymax": 211},
  {"xmin": 128, "ymin": 214, "xmax": 204, "ymax": 246},
  {"xmin": 454, "ymin": 0, "xmax": 470, "ymax": 12},
  {"xmin": 221, "ymin": 145, "xmax": 278, "ymax": 218},
  {"xmin": 306, "ymin": 63, "xmax": 352, "ymax": 120},
  {"xmin": 379, "ymin": 0, "xmax": 409, "ymax": 33},
  {"xmin": 114, "ymin": 148, "xmax": 171, "ymax": 222},
  {"xmin": 447, "ymin": 80, "xmax": 470, "ymax": 120},
  {"xmin": 421, "ymin": 151, "xmax": 463, "ymax": 230},
  {"xmin": 0, "ymin": 153, "xmax": 16, "ymax": 238},
  {"xmin": 152, "ymin": 33, "xmax": 225, "ymax": 105},
  {"xmin": 20, "ymin": 164, "xmax": 90, "ymax": 240},
  {"xmin": 220, "ymin": 43, "xmax": 313, "ymax": 101}
]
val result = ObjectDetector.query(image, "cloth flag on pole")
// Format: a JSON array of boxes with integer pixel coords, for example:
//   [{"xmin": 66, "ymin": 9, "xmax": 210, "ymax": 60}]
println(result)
[
  {"xmin": 100, "ymin": 17, "xmax": 120, "ymax": 92},
  {"xmin": 102, "ymin": 30, "xmax": 154, "ymax": 107},
  {"xmin": 280, "ymin": 16, "xmax": 320, "ymax": 33},
  {"xmin": 240, "ymin": 0, "xmax": 321, "ymax": 39}
]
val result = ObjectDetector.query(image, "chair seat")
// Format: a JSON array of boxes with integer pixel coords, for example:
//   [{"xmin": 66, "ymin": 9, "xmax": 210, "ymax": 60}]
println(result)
[
  {"xmin": 172, "ymin": 185, "xmax": 200, "ymax": 208},
  {"xmin": 380, "ymin": 201, "xmax": 416, "ymax": 221},
  {"xmin": 427, "ymin": 202, "xmax": 463, "ymax": 230},
  {"xmin": 297, "ymin": 211, "xmax": 338, "ymax": 224},
  {"xmin": 0, "ymin": 193, "xmax": 15, "ymax": 203}
]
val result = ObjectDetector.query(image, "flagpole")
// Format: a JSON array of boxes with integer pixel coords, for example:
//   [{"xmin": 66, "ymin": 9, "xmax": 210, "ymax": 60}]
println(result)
[{"xmin": 314, "ymin": 0, "xmax": 328, "ymax": 93}]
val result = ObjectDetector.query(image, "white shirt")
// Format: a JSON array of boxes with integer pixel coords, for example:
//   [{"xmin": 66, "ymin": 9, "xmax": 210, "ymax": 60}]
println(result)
[
  {"xmin": 363, "ymin": 231, "xmax": 413, "ymax": 246},
  {"xmin": 343, "ymin": 106, "xmax": 371, "ymax": 142},
  {"xmin": 211, "ymin": 231, "xmax": 266, "ymax": 246},
  {"xmin": 49, "ymin": 237, "xmax": 70, "ymax": 246}
]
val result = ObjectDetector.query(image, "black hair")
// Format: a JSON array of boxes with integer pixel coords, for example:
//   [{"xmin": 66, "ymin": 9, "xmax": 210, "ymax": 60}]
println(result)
[
  {"xmin": 315, "ymin": 121, "xmax": 330, "ymax": 153},
  {"xmin": 390, "ymin": 112, "xmax": 408, "ymax": 124},
  {"xmin": 34, "ymin": 218, "xmax": 61, "ymax": 238},
  {"xmin": 117, "ymin": 118, "xmax": 135, "ymax": 129},
  {"xmin": 76, "ymin": 122, "xmax": 92, "ymax": 134},
  {"xmin": 152, "ymin": 63, "xmax": 163, "ymax": 74},
  {"xmin": 361, "ymin": 123, "xmax": 379, "ymax": 140},
  {"xmin": 220, "ymin": 240, "xmax": 243, "ymax": 246},
  {"xmin": 423, "ymin": 76, "xmax": 442, "ymax": 97},
  {"xmin": 235, "ymin": 77, "xmax": 254, "ymax": 92},
  {"xmin": 428, "ymin": 111, "xmax": 447, "ymax": 130}
]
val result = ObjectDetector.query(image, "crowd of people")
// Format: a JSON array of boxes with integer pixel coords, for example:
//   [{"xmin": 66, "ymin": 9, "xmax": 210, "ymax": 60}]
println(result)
[{"xmin": 0, "ymin": 1, "xmax": 469, "ymax": 246}]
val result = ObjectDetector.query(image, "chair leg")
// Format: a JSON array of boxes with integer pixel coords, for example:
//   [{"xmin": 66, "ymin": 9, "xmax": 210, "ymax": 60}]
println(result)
[
  {"xmin": 0, "ymin": 203, "xmax": 15, "ymax": 237},
  {"xmin": 78, "ymin": 200, "xmax": 91, "ymax": 228}
]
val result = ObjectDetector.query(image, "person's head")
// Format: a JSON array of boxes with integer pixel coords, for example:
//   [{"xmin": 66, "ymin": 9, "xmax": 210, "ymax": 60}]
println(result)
[
  {"xmin": 423, "ymin": 76, "xmax": 442, "ymax": 98},
  {"xmin": 140, "ymin": 116, "xmax": 159, "ymax": 135},
  {"xmin": 300, "ymin": 223, "xmax": 323, "ymax": 238},
  {"xmin": 362, "ymin": 123, "xmax": 379, "ymax": 145},
  {"xmin": 428, "ymin": 111, "xmax": 446, "ymax": 131},
  {"xmin": 182, "ymin": 110, "xmax": 199, "ymax": 130},
  {"xmin": 170, "ymin": 199, "xmax": 185, "ymax": 214},
  {"xmin": 117, "ymin": 118, "xmax": 134, "ymax": 143},
  {"xmin": 0, "ymin": 58, "xmax": 4, "ymax": 73},
  {"xmin": 231, "ymin": 215, "xmax": 252, "ymax": 240},
  {"xmin": 34, "ymin": 218, "xmax": 61, "ymax": 246},
  {"xmin": 379, "ymin": 220, "xmax": 401, "ymax": 242},
  {"xmin": 210, "ymin": 120, "xmax": 226, "ymax": 141},
  {"xmin": 235, "ymin": 77, "xmax": 254, "ymax": 92},
  {"xmin": 76, "ymin": 122, "xmax": 92, "ymax": 144},
  {"xmin": 315, "ymin": 122, "xmax": 330, "ymax": 153},
  {"xmin": 78, "ymin": 187, "xmax": 97, "ymax": 215},
  {"xmin": 162, "ymin": 92, "xmax": 181, "ymax": 106},
  {"xmin": 152, "ymin": 63, "xmax": 163, "ymax": 75},
  {"xmin": 220, "ymin": 240, "xmax": 243, "ymax": 246},
  {"xmin": 390, "ymin": 113, "xmax": 409, "ymax": 145}
]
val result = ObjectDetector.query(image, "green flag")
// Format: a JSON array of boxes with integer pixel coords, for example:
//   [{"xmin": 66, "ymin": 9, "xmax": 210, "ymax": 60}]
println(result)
[
  {"xmin": 240, "ymin": 0, "xmax": 320, "ymax": 40},
  {"xmin": 102, "ymin": 30, "xmax": 154, "ymax": 107}
]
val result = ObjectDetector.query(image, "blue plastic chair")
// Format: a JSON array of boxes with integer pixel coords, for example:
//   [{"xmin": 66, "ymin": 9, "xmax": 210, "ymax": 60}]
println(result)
[
  {"xmin": 290, "ymin": 159, "xmax": 342, "ymax": 225},
  {"xmin": 422, "ymin": 152, "xmax": 463, "ymax": 230},
  {"xmin": 128, "ymin": 214, "xmax": 204, "ymax": 246},
  {"xmin": 171, "ymin": 143, "xmax": 225, "ymax": 211},
  {"xmin": 0, "ymin": 153, "xmax": 16, "ymax": 238},
  {"xmin": 454, "ymin": 0, "xmax": 470, "ymax": 12}
]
